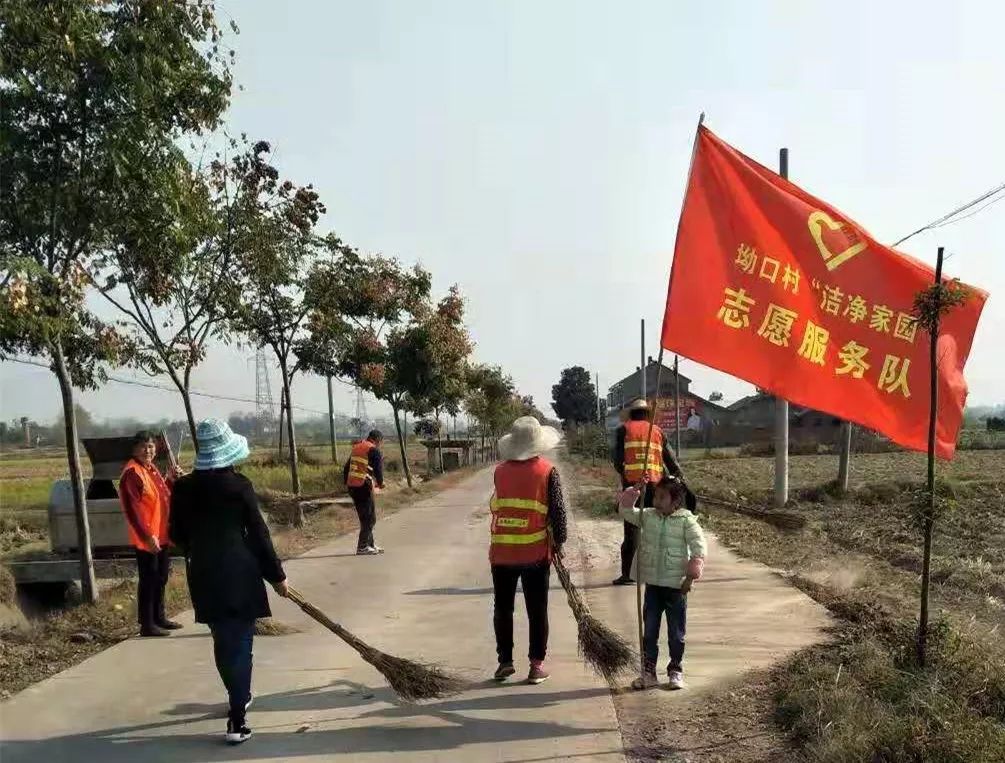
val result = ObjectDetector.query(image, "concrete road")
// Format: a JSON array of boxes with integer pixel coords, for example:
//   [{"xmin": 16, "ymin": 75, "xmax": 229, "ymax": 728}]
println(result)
[{"xmin": 0, "ymin": 468, "xmax": 626, "ymax": 763}]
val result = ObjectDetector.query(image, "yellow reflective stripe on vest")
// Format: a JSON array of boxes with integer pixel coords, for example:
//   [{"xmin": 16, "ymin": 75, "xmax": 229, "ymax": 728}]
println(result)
[
  {"xmin": 624, "ymin": 463, "xmax": 662, "ymax": 473},
  {"xmin": 490, "ymin": 530, "xmax": 548, "ymax": 545},
  {"xmin": 490, "ymin": 497, "xmax": 548, "ymax": 515},
  {"xmin": 624, "ymin": 440, "xmax": 660, "ymax": 448},
  {"xmin": 495, "ymin": 516, "xmax": 530, "ymax": 529}
]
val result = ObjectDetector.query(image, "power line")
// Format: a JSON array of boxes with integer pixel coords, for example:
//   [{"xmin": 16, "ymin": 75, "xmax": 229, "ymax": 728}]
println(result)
[
  {"xmin": 893, "ymin": 181, "xmax": 1005, "ymax": 247},
  {"xmin": 2, "ymin": 357, "xmax": 340, "ymax": 416}
]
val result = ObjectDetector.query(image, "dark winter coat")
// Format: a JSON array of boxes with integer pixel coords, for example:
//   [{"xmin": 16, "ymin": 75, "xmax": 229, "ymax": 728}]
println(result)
[{"xmin": 169, "ymin": 468, "xmax": 285, "ymax": 623}]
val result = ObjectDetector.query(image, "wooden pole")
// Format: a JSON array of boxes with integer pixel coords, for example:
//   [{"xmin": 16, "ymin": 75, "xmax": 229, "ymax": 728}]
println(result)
[
  {"xmin": 636, "ymin": 347, "xmax": 666, "ymax": 674},
  {"xmin": 673, "ymin": 355, "xmax": 681, "ymax": 456},
  {"xmin": 918, "ymin": 246, "xmax": 944, "ymax": 667},
  {"xmin": 326, "ymin": 376, "xmax": 339, "ymax": 464},
  {"xmin": 774, "ymin": 147, "xmax": 790, "ymax": 508}
]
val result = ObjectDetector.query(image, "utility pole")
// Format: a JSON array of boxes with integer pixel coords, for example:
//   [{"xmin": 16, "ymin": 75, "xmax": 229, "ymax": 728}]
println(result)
[
  {"xmin": 673, "ymin": 355, "xmax": 681, "ymax": 456},
  {"xmin": 837, "ymin": 421, "xmax": 852, "ymax": 491},
  {"xmin": 595, "ymin": 372, "xmax": 602, "ymax": 425},
  {"xmin": 774, "ymin": 147, "xmax": 790, "ymax": 508},
  {"xmin": 326, "ymin": 375, "xmax": 338, "ymax": 464},
  {"xmin": 640, "ymin": 319, "xmax": 647, "ymax": 400}
]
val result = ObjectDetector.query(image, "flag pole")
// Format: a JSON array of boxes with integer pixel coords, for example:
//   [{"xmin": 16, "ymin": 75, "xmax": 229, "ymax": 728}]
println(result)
[
  {"xmin": 635, "ymin": 111, "xmax": 706, "ymax": 676},
  {"xmin": 636, "ymin": 348, "xmax": 666, "ymax": 674}
]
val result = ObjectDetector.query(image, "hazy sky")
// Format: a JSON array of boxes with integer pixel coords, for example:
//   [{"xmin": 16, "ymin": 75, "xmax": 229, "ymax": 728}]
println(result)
[{"xmin": 3, "ymin": 0, "xmax": 1003, "ymax": 427}]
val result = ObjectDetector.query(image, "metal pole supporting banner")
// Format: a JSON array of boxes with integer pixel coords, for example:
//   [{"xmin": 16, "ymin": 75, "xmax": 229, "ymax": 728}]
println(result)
[{"xmin": 774, "ymin": 147, "xmax": 790, "ymax": 508}]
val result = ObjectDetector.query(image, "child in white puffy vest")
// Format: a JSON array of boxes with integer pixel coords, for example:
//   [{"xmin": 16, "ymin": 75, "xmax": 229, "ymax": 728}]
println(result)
[{"xmin": 618, "ymin": 475, "xmax": 707, "ymax": 690}]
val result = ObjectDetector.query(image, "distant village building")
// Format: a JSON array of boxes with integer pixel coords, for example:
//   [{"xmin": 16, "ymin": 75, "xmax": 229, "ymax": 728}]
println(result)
[{"xmin": 606, "ymin": 359, "xmax": 844, "ymax": 448}]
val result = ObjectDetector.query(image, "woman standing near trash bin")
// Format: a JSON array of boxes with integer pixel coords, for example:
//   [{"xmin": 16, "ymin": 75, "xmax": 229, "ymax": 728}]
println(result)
[{"xmin": 169, "ymin": 418, "xmax": 290, "ymax": 746}]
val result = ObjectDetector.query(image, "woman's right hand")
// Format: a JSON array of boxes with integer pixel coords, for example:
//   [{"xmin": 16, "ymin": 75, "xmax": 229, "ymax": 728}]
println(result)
[{"xmin": 272, "ymin": 579, "xmax": 290, "ymax": 598}]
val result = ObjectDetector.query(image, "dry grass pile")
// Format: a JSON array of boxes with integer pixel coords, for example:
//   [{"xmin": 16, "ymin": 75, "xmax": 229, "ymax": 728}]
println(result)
[
  {"xmin": 286, "ymin": 587, "xmax": 466, "ymax": 701},
  {"xmin": 552, "ymin": 554, "xmax": 636, "ymax": 680}
]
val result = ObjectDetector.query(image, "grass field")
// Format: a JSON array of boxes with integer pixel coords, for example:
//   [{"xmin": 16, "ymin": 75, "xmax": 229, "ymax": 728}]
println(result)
[
  {"xmin": 565, "ymin": 448, "xmax": 1005, "ymax": 762},
  {"xmin": 0, "ymin": 441, "xmax": 432, "ymax": 558}
]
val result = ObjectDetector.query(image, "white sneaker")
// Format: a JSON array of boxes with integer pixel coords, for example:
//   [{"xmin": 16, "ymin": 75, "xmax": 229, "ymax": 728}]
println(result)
[
  {"xmin": 356, "ymin": 547, "xmax": 380, "ymax": 556},
  {"xmin": 371, "ymin": 545, "xmax": 385, "ymax": 554},
  {"xmin": 245, "ymin": 693, "xmax": 253, "ymax": 712},
  {"xmin": 225, "ymin": 719, "xmax": 251, "ymax": 744},
  {"xmin": 667, "ymin": 670, "xmax": 685, "ymax": 690}
]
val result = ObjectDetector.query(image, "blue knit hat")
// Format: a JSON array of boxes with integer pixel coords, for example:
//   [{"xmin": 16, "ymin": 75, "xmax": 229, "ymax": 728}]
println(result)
[{"xmin": 193, "ymin": 418, "xmax": 250, "ymax": 470}]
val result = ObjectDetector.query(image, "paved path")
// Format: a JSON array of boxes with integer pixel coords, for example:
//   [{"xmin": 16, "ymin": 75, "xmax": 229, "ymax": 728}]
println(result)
[
  {"xmin": 1, "ymin": 461, "xmax": 831, "ymax": 762},
  {"xmin": 0, "ymin": 468, "xmax": 625, "ymax": 762}
]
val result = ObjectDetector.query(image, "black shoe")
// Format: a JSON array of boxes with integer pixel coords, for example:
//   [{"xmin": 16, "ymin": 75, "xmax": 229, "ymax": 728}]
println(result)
[
  {"xmin": 612, "ymin": 575, "xmax": 635, "ymax": 586},
  {"xmin": 493, "ymin": 662, "xmax": 516, "ymax": 682},
  {"xmin": 139, "ymin": 624, "xmax": 170, "ymax": 637},
  {"xmin": 156, "ymin": 619, "xmax": 183, "ymax": 630},
  {"xmin": 225, "ymin": 718, "xmax": 251, "ymax": 745}
]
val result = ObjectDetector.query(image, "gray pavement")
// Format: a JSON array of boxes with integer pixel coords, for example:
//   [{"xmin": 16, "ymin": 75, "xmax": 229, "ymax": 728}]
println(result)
[{"xmin": 0, "ymin": 468, "xmax": 625, "ymax": 762}]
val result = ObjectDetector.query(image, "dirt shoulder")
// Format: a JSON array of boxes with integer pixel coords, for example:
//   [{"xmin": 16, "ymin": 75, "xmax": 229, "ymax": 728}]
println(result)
[{"xmin": 0, "ymin": 467, "xmax": 475, "ymax": 698}]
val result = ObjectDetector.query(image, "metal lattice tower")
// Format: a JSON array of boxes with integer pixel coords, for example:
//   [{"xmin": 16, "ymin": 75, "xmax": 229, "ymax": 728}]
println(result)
[
  {"xmin": 354, "ymin": 386, "xmax": 369, "ymax": 439},
  {"xmin": 254, "ymin": 349, "xmax": 276, "ymax": 435}
]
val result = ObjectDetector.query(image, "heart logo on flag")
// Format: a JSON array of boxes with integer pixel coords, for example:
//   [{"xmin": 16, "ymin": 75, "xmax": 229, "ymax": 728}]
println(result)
[{"xmin": 808, "ymin": 210, "xmax": 867, "ymax": 272}]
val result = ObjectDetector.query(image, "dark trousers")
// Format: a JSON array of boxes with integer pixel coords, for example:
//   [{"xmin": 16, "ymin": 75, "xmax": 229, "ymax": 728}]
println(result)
[
  {"xmin": 349, "ymin": 485, "xmax": 376, "ymax": 550},
  {"xmin": 620, "ymin": 482, "xmax": 655, "ymax": 578},
  {"xmin": 643, "ymin": 584, "xmax": 687, "ymax": 672},
  {"xmin": 135, "ymin": 547, "xmax": 171, "ymax": 629},
  {"xmin": 209, "ymin": 619, "xmax": 255, "ymax": 722},
  {"xmin": 492, "ymin": 562, "xmax": 550, "ymax": 663}
]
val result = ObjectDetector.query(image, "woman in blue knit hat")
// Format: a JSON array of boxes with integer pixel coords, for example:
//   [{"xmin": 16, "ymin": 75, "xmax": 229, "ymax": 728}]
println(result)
[{"xmin": 169, "ymin": 418, "xmax": 290, "ymax": 746}]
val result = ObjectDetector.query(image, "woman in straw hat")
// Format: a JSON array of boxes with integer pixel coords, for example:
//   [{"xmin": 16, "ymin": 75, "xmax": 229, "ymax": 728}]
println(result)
[
  {"xmin": 489, "ymin": 416, "xmax": 567, "ymax": 685},
  {"xmin": 169, "ymin": 418, "xmax": 290, "ymax": 746}
]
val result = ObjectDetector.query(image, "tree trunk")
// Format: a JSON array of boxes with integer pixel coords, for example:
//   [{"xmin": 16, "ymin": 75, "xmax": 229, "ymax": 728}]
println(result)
[
  {"xmin": 52, "ymin": 341, "xmax": 98, "ymax": 603},
  {"xmin": 278, "ymin": 387, "xmax": 286, "ymax": 454},
  {"xmin": 436, "ymin": 408, "xmax": 444, "ymax": 474},
  {"xmin": 180, "ymin": 388, "xmax": 198, "ymax": 456},
  {"xmin": 392, "ymin": 404, "xmax": 413, "ymax": 487},
  {"xmin": 278, "ymin": 365, "xmax": 303, "ymax": 527}
]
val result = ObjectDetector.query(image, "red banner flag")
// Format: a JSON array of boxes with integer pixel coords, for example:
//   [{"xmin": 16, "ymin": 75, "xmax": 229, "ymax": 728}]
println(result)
[{"xmin": 661, "ymin": 126, "xmax": 988, "ymax": 459}]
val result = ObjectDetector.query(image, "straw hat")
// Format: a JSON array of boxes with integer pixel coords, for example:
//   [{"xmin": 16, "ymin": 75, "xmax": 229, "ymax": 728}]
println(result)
[
  {"xmin": 193, "ymin": 418, "xmax": 250, "ymax": 470},
  {"xmin": 498, "ymin": 416, "xmax": 561, "ymax": 462}
]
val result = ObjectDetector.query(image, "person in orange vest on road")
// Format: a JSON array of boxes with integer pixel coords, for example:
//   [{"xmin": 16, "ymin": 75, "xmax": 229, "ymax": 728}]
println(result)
[
  {"xmin": 342, "ymin": 430, "xmax": 386, "ymax": 555},
  {"xmin": 611, "ymin": 398, "xmax": 689, "ymax": 586},
  {"xmin": 119, "ymin": 430, "xmax": 184, "ymax": 637},
  {"xmin": 489, "ymin": 416, "xmax": 568, "ymax": 686}
]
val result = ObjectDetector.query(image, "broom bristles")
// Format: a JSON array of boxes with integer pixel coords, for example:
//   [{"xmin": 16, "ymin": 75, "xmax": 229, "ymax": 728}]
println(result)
[
  {"xmin": 552, "ymin": 555, "xmax": 637, "ymax": 679},
  {"xmin": 287, "ymin": 587, "xmax": 467, "ymax": 701}
]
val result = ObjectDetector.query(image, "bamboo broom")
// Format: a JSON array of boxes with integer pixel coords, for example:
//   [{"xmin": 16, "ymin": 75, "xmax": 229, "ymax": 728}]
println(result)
[
  {"xmin": 552, "ymin": 552, "xmax": 636, "ymax": 680},
  {"xmin": 286, "ymin": 587, "xmax": 467, "ymax": 701}
]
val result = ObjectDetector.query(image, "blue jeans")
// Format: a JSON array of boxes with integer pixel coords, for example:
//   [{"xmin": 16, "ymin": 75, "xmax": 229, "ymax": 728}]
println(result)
[
  {"xmin": 209, "ymin": 619, "xmax": 255, "ymax": 721},
  {"xmin": 643, "ymin": 584, "xmax": 687, "ymax": 672}
]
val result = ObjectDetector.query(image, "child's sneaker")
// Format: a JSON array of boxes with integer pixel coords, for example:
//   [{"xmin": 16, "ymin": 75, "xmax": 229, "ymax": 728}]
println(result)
[
  {"xmin": 667, "ymin": 669, "xmax": 685, "ymax": 690},
  {"xmin": 527, "ymin": 662, "xmax": 549, "ymax": 684},
  {"xmin": 493, "ymin": 662, "xmax": 516, "ymax": 682},
  {"xmin": 631, "ymin": 671, "xmax": 659, "ymax": 690}
]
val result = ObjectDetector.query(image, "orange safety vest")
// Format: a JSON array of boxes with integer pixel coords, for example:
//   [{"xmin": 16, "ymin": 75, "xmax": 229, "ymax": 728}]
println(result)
[
  {"xmin": 622, "ymin": 419, "xmax": 664, "ymax": 482},
  {"xmin": 346, "ymin": 440, "xmax": 376, "ymax": 488},
  {"xmin": 489, "ymin": 456, "xmax": 553, "ymax": 566},
  {"xmin": 119, "ymin": 459, "xmax": 170, "ymax": 548}
]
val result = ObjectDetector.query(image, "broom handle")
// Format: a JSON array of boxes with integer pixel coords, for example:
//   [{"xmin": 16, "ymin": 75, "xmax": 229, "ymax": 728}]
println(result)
[{"xmin": 287, "ymin": 586, "xmax": 348, "ymax": 636}]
